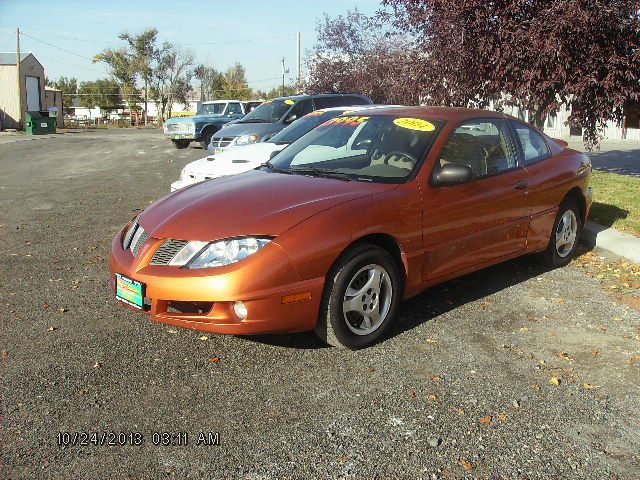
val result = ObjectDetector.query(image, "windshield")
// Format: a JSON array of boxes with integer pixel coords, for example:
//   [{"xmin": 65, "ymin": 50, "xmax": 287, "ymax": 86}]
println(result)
[
  {"xmin": 238, "ymin": 99, "xmax": 294, "ymax": 123},
  {"xmin": 198, "ymin": 103, "xmax": 226, "ymax": 115},
  {"xmin": 269, "ymin": 115, "xmax": 441, "ymax": 182},
  {"xmin": 268, "ymin": 110, "xmax": 346, "ymax": 144}
]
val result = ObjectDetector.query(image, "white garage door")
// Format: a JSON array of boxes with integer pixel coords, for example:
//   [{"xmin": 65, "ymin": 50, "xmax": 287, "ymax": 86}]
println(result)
[{"xmin": 26, "ymin": 76, "xmax": 41, "ymax": 111}]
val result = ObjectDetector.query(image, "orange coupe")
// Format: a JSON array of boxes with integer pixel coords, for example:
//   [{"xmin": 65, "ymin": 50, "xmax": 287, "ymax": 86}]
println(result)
[{"xmin": 110, "ymin": 107, "xmax": 592, "ymax": 349}]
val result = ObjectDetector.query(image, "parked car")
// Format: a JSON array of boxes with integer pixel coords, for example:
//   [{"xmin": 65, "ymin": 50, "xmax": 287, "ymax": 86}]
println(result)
[
  {"xmin": 207, "ymin": 93, "xmax": 373, "ymax": 154},
  {"xmin": 171, "ymin": 105, "xmax": 393, "ymax": 191},
  {"xmin": 163, "ymin": 100, "xmax": 260, "ymax": 149},
  {"xmin": 110, "ymin": 107, "xmax": 592, "ymax": 349}
]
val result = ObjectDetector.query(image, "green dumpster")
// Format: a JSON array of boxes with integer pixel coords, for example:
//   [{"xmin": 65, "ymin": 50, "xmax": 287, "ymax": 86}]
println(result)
[{"xmin": 25, "ymin": 111, "xmax": 56, "ymax": 135}]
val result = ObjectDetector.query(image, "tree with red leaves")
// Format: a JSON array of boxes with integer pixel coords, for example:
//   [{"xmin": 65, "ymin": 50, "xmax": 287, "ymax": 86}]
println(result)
[{"xmin": 307, "ymin": 1, "xmax": 640, "ymax": 148}]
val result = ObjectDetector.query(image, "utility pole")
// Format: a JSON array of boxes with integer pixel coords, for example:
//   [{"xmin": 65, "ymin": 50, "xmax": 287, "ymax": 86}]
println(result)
[
  {"xmin": 296, "ymin": 32, "xmax": 301, "ymax": 88},
  {"xmin": 16, "ymin": 27, "xmax": 22, "ymax": 130},
  {"xmin": 281, "ymin": 57, "xmax": 285, "ymax": 97}
]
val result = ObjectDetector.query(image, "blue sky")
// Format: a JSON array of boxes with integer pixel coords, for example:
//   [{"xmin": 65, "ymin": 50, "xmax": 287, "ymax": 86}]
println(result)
[{"xmin": 0, "ymin": 0, "xmax": 379, "ymax": 90}]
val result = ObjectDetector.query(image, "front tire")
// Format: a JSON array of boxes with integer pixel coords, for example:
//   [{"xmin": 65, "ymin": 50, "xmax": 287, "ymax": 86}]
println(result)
[
  {"xmin": 171, "ymin": 139, "xmax": 190, "ymax": 149},
  {"xmin": 535, "ymin": 199, "xmax": 581, "ymax": 268},
  {"xmin": 315, "ymin": 244, "xmax": 401, "ymax": 349}
]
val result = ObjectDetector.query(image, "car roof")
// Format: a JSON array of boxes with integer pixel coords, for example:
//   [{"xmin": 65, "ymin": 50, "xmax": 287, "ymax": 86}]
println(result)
[
  {"xmin": 345, "ymin": 106, "xmax": 515, "ymax": 121},
  {"xmin": 202, "ymin": 100, "xmax": 242, "ymax": 104},
  {"xmin": 272, "ymin": 93, "xmax": 371, "ymax": 102}
]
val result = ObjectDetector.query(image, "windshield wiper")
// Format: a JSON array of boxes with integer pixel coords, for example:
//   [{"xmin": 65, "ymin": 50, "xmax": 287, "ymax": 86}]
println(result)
[
  {"xmin": 273, "ymin": 141, "xmax": 292, "ymax": 145},
  {"xmin": 290, "ymin": 166, "xmax": 352, "ymax": 181},
  {"xmin": 237, "ymin": 119, "xmax": 272, "ymax": 124},
  {"xmin": 261, "ymin": 163, "xmax": 291, "ymax": 174}
]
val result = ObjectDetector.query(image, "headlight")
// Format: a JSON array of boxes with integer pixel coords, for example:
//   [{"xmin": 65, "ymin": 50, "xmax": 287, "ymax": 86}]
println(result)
[
  {"xmin": 183, "ymin": 237, "xmax": 271, "ymax": 269},
  {"xmin": 234, "ymin": 134, "xmax": 259, "ymax": 146}
]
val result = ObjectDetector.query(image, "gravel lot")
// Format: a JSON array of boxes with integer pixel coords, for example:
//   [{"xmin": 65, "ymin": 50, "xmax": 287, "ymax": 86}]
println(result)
[{"xmin": 1, "ymin": 129, "xmax": 639, "ymax": 479}]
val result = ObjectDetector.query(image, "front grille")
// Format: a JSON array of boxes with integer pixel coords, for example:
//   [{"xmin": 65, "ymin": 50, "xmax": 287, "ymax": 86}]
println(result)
[
  {"xmin": 211, "ymin": 136, "xmax": 236, "ymax": 148},
  {"xmin": 131, "ymin": 229, "xmax": 149, "ymax": 256},
  {"xmin": 150, "ymin": 239, "xmax": 189, "ymax": 265},
  {"xmin": 167, "ymin": 124, "xmax": 180, "ymax": 132}
]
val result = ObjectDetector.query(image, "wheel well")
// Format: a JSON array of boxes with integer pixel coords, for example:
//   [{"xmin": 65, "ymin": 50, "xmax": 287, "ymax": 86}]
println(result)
[
  {"xmin": 563, "ymin": 187, "xmax": 587, "ymax": 226},
  {"xmin": 201, "ymin": 124, "xmax": 219, "ymax": 135},
  {"xmin": 348, "ymin": 234, "xmax": 407, "ymax": 281}
]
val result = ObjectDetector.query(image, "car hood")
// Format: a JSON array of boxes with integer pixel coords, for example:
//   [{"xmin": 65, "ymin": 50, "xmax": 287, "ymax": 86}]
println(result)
[
  {"xmin": 185, "ymin": 143, "xmax": 286, "ymax": 175},
  {"xmin": 164, "ymin": 116, "xmax": 199, "ymax": 125},
  {"xmin": 139, "ymin": 170, "xmax": 395, "ymax": 241},
  {"xmin": 214, "ymin": 122, "xmax": 284, "ymax": 139}
]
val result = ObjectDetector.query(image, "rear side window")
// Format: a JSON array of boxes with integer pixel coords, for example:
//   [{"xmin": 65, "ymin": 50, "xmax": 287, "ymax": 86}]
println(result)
[
  {"xmin": 513, "ymin": 123, "xmax": 550, "ymax": 164},
  {"xmin": 289, "ymin": 99, "xmax": 314, "ymax": 118},
  {"xmin": 438, "ymin": 119, "xmax": 517, "ymax": 178},
  {"xmin": 343, "ymin": 95, "xmax": 370, "ymax": 106},
  {"xmin": 314, "ymin": 96, "xmax": 344, "ymax": 109}
]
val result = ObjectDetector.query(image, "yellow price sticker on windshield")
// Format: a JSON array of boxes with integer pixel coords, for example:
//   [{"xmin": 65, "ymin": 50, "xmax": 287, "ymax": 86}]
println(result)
[
  {"xmin": 284, "ymin": 99, "xmax": 295, "ymax": 105},
  {"xmin": 394, "ymin": 118, "xmax": 435, "ymax": 132}
]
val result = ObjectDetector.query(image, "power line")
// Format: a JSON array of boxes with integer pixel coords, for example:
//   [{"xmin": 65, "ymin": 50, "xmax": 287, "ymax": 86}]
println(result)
[
  {"xmin": 20, "ymin": 31, "xmax": 127, "ymax": 45},
  {"xmin": 20, "ymin": 30, "xmax": 96, "ymax": 62}
]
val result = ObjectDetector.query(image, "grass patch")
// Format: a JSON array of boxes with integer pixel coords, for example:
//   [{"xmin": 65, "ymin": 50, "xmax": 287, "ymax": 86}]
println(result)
[{"xmin": 588, "ymin": 170, "xmax": 640, "ymax": 236}]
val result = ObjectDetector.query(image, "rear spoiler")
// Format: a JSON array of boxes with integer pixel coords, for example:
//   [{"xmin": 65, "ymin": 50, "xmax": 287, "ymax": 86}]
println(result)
[{"xmin": 553, "ymin": 138, "xmax": 569, "ymax": 148}]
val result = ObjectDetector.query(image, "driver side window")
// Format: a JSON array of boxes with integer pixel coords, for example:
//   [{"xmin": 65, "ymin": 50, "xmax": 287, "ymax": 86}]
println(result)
[
  {"xmin": 227, "ymin": 102, "xmax": 243, "ymax": 115},
  {"xmin": 438, "ymin": 119, "xmax": 517, "ymax": 179}
]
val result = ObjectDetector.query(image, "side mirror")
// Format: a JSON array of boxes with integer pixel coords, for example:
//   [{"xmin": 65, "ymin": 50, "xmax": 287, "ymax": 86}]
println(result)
[
  {"xmin": 269, "ymin": 150, "xmax": 279, "ymax": 160},
  {"xmin": 430, "ymin": 163, "xmax": 473, "ymax": 187},
  {"xmin": 284, "ymin": 113, "xmax": 297, "ymax": 124}
]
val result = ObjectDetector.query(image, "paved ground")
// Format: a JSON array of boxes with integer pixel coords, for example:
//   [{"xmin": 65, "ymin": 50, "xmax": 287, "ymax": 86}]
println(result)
[
  {"xmin": 1, "ymin": 130, "xmax": 639, "ymax": 479},
  {"xmin": 567, "ymin": 138, "xmax": 640, "ymax": 177}
]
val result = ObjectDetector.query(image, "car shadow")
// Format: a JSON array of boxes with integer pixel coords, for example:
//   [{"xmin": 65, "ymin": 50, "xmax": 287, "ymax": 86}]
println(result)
[
  {"xmin": 588, "ymin": 202, "xmax": 629, "ymax": 229},
  {"xmin": 245, "ymin": 245, "xmax": 596, "ymax": 350}
]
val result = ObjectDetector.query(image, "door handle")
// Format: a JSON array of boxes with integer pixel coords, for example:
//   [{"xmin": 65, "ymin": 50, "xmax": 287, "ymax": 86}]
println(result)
[{"xmin": 514, "ymin": 180, "xmax": 528, "ymax": 190}]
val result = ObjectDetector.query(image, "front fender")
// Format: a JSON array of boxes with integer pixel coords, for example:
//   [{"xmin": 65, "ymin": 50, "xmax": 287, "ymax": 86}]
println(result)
[{"xmin": 273, "ymin": 182, "xmax": 422, "ymax": 285}]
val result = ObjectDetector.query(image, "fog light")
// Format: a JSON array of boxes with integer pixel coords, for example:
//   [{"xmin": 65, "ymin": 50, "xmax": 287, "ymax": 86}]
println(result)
[{"xmin": 233, "ymin": 301, "xmax": 247, "ymax": 320}]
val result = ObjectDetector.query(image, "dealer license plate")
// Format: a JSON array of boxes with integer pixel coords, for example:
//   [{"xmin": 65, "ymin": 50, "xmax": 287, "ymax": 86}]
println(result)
[
  {"xmin": 214, "ymin": 148, "xmax": 223, "ymax": 154},
  {"xmin": 115, "ymin": 273, "xmax": 146, "ymax": 310}
]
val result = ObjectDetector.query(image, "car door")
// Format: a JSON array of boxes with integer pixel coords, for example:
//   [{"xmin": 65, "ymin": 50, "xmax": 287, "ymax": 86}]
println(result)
[
  {"xmin": 420, "ymin": 117, "xmax": 531, "ymax": 281},
  {"xmin": 227, "ymin": 102, "xmax": 244, "ymax": 119}
]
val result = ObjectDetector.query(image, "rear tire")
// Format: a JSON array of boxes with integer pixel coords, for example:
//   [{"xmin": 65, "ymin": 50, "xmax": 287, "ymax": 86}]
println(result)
[
  {"xmin": 199, "ymin": 129, "xmax": 215, "ymax": 149},
  {"xmin": 535, "ymin": 199, "xmax": 581, "ymax": 268},
  {"xmin": 314, "ymin": 244, "xmax": 401, "ymax": 349},
  {"xmin": 172, "ymin": 139, "xmax": 190, "ymax": 149}
]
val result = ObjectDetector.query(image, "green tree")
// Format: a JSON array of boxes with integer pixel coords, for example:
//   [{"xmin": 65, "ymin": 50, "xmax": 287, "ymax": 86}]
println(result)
[
  {"xmin": 194, "ymin": 64, "xmax": 224, "ymax": 101},
  {"xmin": 221, "ymin": 62, "xmax": 252, "ymax": 99},
  {"xmin": 151, "ymin": 44, "xmax": 195, "ymax": 120},
  {"xmin": 93, "ymin": 47, "xmax": 140, "ymax": 119},
  {"xmin": 78, "ymin": 79, "xmax": 122, "ymax": 112},
  {"xmin": 254, "ymin": 85, "xmax": 297, "ymax": 99},
  {"xmin": 45, "ymin": 76, "xmax": 78, "ymax": 114},
  {"xmin": 119, "ymin": 29, "xmax": 159, "ymax": 125}
]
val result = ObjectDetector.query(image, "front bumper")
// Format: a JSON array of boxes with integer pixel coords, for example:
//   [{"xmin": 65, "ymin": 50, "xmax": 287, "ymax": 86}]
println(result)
[
  {"xmin": 164, "ymin": 133, "xmax": 197, "ymax": 140},
  {"xmin": 109, "ymin": 229, "xmax": 324, "ymax": 335}
]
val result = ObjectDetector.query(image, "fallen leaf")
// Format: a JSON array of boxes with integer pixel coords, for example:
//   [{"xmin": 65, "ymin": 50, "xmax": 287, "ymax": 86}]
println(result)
[
  {"xmin": 591, "ymin": 349, "xmax": 599, "ymax": 357},
  {"xmin": 2, "ymin": 351, "xmax": 8, "ymax": 360},
  {"xmin": 167, "ymin": 329, "xmax": 178, "ymax": 334},
  {"xmin": 555, "ymin": 351, "xmax": 572, "ymax": 361},
  {"xmin": 408, "ymin": 391, "xmax": 417, "ymax": 399},
  {"xmin": 583, "ymin": 383, "xmax": 600, "ymax": 390},
  {"xmin": 426, "ymin": 338, "xmax": 439, "ymax": 344},
  {"xmin": 461, "ymin": 459, "xmax": 473, "ymax": 470},
  {"xmin": 531, "ymin": 383, "xmax": 541, "ymax": 391},
  {"xmin": 368, "ymin": 367, "xmax": 375, "ymax": 372},
  {"xmin": 519, "ymin": 327, "xmax": 529, "ymax": 333},
  {"xmin": 430, "ymin": 375, "xmax": 442, "ymax": 382},
  {"xmin": 209, "ymin": 357, "xmax": 220, "ymax": 363},
  {"xmin": 58, "ymin": 307, "xmax": 68, "ymax": 313},
  {"xmin": 198, "ymin": 336, "xmax": 208, "ymax": 341},
  {"xmin": 539, "ymin": 359, "xmax": 546, "ymax": 367},
  {"xmin": 479, "ymin": 415, "xmax": 492, "ymax": 424},
  {"xmin": 428, "ymin": 394, "xmax": 438, "ymax": 401},
  {"xmin": 627, "ymin": 357, "xmax": 635, "ymax": 366},
  {"xmin": 456, "ymin": 407, "xmax": 465, "ymax": 415},
  {"xmin": 498, "ymin": 414, "xmax": 507, "ymax": 421},
  {"xmin": 549, "ymin": 377, "xmax": 560, "ymax": 385},
  {"xmin": 93, "ymin": 362, "xmax": 102, "ymax": 369},
  {"xmin": 47, "ymin": 326, "xmax": 56, "ymax": 332}
]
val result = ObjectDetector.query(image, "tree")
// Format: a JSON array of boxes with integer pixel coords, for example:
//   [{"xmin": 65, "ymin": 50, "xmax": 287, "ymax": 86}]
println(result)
[
  {"xmin": 45, "ymin": 76, "xmax": 78, "ymax": 114},
  {"xmin": 383, "ymin": 0, "xmax": 640, "ymax": 148},
  {"xmin": 151, "ymin": 44, "xmax": 194, "ymax": 120},
  {"xmin": 305, "ymin": 9, "xmax": 424, "ymax": 105},
  {"xmin": 78, "ymin": 79, "xmax": 122, "ymax": 111},
  {"xmin": 221, "ymin": 63, "xmax": 252, "ymax": 100},
  {"xmin": 254, "ymin": 85, "xmax": 297, "ymax": 99},
  {"xmin": 194, "ymin": 64, "xmax": 224, "ymax": 101},
  {"xmin": 93, "ymin": 47, "xmax": 140, "ymax": 119},
  {"xmin": 119, "ymin": 29, "xmax": 159, "ymax": 125}
]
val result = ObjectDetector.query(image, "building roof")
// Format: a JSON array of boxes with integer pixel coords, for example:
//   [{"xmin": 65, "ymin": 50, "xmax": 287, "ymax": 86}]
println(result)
[
  {"xmin": 45, "ymin": 86, "xmax": 61, "ymax": 92},
  {"xmin": 0, "ymin": 52, "xmax": 34, "ymax": 65}
]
